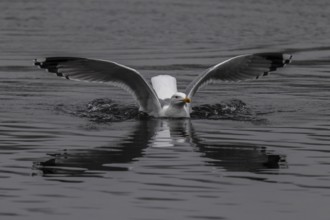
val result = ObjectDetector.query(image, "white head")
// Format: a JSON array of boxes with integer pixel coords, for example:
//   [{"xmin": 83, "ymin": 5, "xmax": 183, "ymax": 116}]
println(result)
[{"xmin": 169, "ymin": 92, "xmax": 191, "ymax": 106}]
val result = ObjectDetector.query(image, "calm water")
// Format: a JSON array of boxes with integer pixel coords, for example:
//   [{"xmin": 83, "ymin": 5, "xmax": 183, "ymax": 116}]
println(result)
[{"xmin": 1, "ymin": 0, "xmax": 330, "ymax": 219}]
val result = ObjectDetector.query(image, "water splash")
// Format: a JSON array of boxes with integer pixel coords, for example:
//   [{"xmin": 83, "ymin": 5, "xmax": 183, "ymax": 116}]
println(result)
[
  {"xmin": 55, "ymin": 98, "xmax": 264, "ymax": 122},
  {"xmin": 55, "ymin": 98, "xmax": 150, "ymax": 122},
  {"xmin": 190, "ymin": 99, "xmax": 253, "ymax": 120}
]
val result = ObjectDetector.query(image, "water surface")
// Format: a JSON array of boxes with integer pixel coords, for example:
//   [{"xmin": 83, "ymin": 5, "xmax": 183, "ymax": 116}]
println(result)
[{"xmin": 1, "ymin": 0, "xmax": 330, "ymax": 219}]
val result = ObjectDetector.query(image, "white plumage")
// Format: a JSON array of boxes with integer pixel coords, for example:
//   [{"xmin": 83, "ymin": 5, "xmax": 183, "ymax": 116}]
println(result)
[
  {"xmin": 151, "ymin": 75, "xmax": 177, "ymax": 100},
  {"xmin": 34, "ymin": 53, "xmax": 292, "ymax": 118}
]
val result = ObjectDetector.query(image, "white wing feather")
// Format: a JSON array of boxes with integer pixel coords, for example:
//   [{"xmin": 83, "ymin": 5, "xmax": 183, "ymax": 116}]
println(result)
[{"xmin": 34, "ymin": 57, "xmax": 162, "ymax": 116}]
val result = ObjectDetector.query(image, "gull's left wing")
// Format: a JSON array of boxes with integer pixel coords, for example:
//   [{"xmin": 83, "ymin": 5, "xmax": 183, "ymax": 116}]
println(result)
[
  {"xmin": 185, "ymin": 53, "xmax": 292, "ymax": 99},
  {"xmin": 34, "ymin": 57, "xmax": 162, "ymax": 116}
]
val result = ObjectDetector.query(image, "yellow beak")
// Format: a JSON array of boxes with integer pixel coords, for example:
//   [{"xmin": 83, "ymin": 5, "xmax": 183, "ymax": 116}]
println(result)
[{"xmin": 183, "ymin": 97, "xmax": 191, "ymax": 103}]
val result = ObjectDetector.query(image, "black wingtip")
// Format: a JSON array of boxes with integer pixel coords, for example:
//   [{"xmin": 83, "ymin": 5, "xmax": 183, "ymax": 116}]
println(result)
[
  {"xmin": 33, "ymin": 57, "xmax": 78, "ymax": 74},
  {"xmin": 283, "ymin": 54, "xmax": 293, "ymax": 65},
  {"xmin": 257, "ymin": 53, "xmax": 293, "ymax": 73},
  {"xmin": 34, "ymin": 58, "xmax": 42, "ymax": 67}
]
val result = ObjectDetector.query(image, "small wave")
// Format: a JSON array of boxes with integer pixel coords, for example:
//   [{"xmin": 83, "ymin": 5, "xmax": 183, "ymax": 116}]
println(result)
[{"xmin": 55, "ymin": 98, "xmax": 265, "ymax": 122}]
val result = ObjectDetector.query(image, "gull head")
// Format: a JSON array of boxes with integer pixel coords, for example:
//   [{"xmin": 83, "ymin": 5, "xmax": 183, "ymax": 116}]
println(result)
[{"xmin": 170, "ymin": 92, "xmax": 191, "ymax": 106}]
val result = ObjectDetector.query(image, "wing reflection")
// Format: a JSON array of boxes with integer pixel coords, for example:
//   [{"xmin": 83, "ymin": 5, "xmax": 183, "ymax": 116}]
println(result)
[
  {"xmin": 152, "ymin": 119, "xmax": 287, "ymax": 172},
  {"xmin": 34, "ymin": 119, "xmax": 160, "ymax": 177},
  {"xmin": 34, "ymin": 119, "xmax": 287, "ymax": 177},
  {"xmin": 194, "ymin": 142, "xmax": 287, "ymax": 171}
]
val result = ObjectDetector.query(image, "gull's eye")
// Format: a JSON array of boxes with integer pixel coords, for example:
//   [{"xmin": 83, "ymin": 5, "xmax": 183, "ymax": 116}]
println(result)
[{"xmin": 174, "ymin": 96, "xmax": 179, "ymax": 98}]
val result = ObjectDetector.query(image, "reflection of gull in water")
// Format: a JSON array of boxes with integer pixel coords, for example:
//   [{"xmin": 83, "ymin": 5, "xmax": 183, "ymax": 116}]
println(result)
[
  {"xmin": 34, "ymin": 53, "xmax": 292, "ymax": 118},
  {"xmin": 152, "ymin": 120, "xmax": 191, "ymax": 148},
  {"xmin": 34, "ymin": 120, "xmax": 287, "ymax": 177}
]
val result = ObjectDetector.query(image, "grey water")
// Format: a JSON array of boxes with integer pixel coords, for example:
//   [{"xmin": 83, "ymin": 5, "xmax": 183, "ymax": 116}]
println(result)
[{"xmin": 1, "ymin": 0, "xmax": 330, "ymax": 219}]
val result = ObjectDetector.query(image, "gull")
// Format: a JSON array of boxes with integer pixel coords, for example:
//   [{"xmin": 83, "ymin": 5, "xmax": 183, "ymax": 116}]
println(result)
[{"xmin": 34, "ymin": 53, "xmax": 292, "ymax": 118}]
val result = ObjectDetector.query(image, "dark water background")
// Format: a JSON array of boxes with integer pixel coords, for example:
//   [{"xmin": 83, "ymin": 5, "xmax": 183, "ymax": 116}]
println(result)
[{"xmin": 1, "ymin": 0, "xmax": 330, "ymax": 219}]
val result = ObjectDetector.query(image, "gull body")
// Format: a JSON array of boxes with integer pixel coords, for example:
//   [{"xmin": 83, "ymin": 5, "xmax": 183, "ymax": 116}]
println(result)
[
  {"xmin": 34, "ymin": 53, "xmax": 292, "ymax": 118},
  {"xmin": 159, "ymin": 92, "xmax": 191, "ymax": 118},
  {"xmin": 151, "ymin": 75, "xmax": 191, "ymax": 117}
]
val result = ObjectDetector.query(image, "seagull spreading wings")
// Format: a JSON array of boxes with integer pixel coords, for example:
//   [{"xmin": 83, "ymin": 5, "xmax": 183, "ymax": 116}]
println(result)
[{"xmin": 34, "ymin": 53, "xmax": 292, "ymax": 118}]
